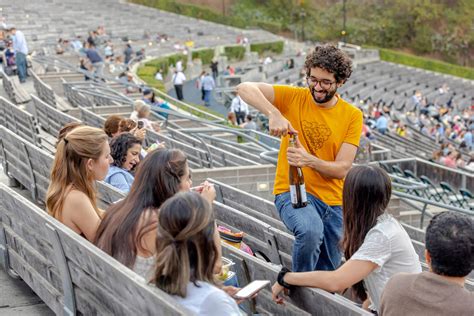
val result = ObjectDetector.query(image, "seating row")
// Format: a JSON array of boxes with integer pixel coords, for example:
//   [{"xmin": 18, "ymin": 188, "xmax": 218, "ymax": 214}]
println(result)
[{"xmin": 0, "ymin": 127, "xmax": 372, "ymax": 315}]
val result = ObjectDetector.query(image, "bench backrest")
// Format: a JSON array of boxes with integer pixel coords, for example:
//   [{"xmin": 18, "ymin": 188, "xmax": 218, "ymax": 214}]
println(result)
[
  {"xmin": 221, "ymin": 243, "xmax": 371, "ymax": 316},
  {"xmin": 0, "ymin": 126, "xmax": 125, "ymax": 207},
  {"xmin": 0, "ymin": 184, "xmax": 189, "ymax": 315},
  {"xmin": 32, "ymin": 71, "xmax": 58, "ymax": 107},
  {"xmin": 0, "ymin": 96, "xmax": 41, "ymax": 148},
  {"xmin": 31, "ymin": 94, "xmax": 80, "ymax": 137}
]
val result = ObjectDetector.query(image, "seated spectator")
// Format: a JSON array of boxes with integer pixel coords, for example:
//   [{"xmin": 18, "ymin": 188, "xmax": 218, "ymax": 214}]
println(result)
[
  {"xmin": 56, "ymin": 122, "xmax": 84, "ymax": 147},
  {"xmin": 272, "ymin": 166, "xmax": 421, "ymax": 313},
  {"xmin": 118, "ymin": 118, "xmax": 146, "ymax": 142},
  {"xmin": 104, "ymin": 115, "xmax": 123, "ymax": 138},
  {"xmin": 142, "ymin": 88, "xmax": 170, "ymax": 119},
  {"xmin": 130, "ymin": 100, "xmax": 144, "ymax": 121},
  {"xmin": 95, "ymin": 149, "xmax": 215, "ymax": 280},
  {"xmin": 442, "ymin": 150, "xmax": 457, "ymax": 169},
  {"xmin": 240, "ymin": 114, "xmax": 257, "ymax": 130},
  {"xmin": 154, "ymin": 69, "xmax": 163, "ymax": 81},
  {"xmin": 227, "ymin": 112, "xmax": 237, "ymax": 126},
  {"xmin": 380, "ymin": 211, "xmax": 473, "ymax": 315},
  {"xmin": 105, "ymin": 133, "xmax": 142, "ymax": 193},
  {"xmin": 46, "ymin": 126, "xmax": 112, "ymax": 241},
  {"xmin": 376, "ymin": 113, "xmax": 388, "ymax": 135},
  {"xmin": 137, "ymin": 103, "xmax": 160, "ymax": 132},
  {"xmin": 151, "ymin": 192, "xmax": 241, "ymax": 315}
]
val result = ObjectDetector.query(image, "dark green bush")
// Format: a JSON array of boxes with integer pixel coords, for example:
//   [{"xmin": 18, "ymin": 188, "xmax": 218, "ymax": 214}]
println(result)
[
  {"xmin": 250, "ymin": 41, "xmax": 284, "ymax": 56},
  {"xmin": 224, "ymin": 46, "xmax": 246, "ymax": 61}
]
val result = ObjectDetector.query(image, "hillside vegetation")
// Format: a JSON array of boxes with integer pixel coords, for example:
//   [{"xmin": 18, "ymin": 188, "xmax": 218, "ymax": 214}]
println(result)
[{"xmin": 131, "ymin": 0, "xmax": 473, "ymax": 69}]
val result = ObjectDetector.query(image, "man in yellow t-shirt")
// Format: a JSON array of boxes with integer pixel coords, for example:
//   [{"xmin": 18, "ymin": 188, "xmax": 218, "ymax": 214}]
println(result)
[{"xmin": 237, "ymin": 44, "xmax": 362, "ymax": 272}]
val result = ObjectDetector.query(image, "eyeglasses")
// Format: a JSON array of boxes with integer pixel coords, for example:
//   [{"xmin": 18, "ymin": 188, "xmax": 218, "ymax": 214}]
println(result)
[{"xmin": 306, "ymin": 76, "xmax": 336, "ymax": 90}]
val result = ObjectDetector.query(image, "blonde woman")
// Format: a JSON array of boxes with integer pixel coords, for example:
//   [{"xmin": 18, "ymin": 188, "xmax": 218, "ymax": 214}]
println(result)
[{"xmin": 46, "ymin": 126, "xmax": 112, "ymax": 241}]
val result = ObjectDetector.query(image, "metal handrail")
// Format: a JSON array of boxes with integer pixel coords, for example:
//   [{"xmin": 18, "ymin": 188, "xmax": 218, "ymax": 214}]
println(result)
[
  {"xmin": 259, "ymin": 150, "xmax": 279, "ymax": 164},
  {"xmin": 179, "ymin": 127, "xmax": 276, "ymax": 151}
]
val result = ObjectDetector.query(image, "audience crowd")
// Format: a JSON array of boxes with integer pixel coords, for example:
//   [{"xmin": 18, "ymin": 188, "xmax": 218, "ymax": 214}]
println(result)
[{"xmin": 1, "ymin": 23, "xmax": 472, "ymax": 314}]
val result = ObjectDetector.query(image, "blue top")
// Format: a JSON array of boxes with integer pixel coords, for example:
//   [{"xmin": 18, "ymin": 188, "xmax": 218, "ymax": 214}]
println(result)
[
  {"xmin": 13, "ymin": 30, "xmax": 28, "ymax": 55},
  {"xmin": 376, "ymin": 116, "xmax": 388, "ymax": 130},
  {"xmin": 201, "ymin": 75, "xmax": 215, "ymax": 91},
  {"xmin": 105, "ymin": 166, "xmax": 134, "ymax": 193},
  {"xmin": 86, "ymin": 48, "xmax": 103, "ymax": 63}
]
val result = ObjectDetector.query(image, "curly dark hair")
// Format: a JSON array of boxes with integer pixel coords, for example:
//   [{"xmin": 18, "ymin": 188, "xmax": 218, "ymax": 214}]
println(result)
[
  {"xmin": 109, "ymin": 133, "xmax": 142, "ymax": 168},
  {"xmin": 426, "ymin": 211, "xmax": 473, "ymax": 277},
  {"xmin": 304, "ymin": 44, "xmax": 352, "ymax": 83}
]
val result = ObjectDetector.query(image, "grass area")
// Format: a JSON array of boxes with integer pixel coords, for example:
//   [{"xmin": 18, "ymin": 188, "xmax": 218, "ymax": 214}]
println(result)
[{"xmin": 379, "ymin": 48, "xmax": 474, "ymax": 80}]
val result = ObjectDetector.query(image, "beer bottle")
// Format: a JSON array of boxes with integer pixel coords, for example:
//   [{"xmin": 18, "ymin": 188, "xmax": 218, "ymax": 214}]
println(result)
[{"xmin": 288, "ymin": 134, "xmax": 308, "ymax": 208}]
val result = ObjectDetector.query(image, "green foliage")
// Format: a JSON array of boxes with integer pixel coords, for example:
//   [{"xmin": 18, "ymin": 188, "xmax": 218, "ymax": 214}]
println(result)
[
  {"xmin": 250, "ymin": 41, "xmax": 284, "ymax": 56},
  {"xmin": 192, "ymin": 48, "xmax": 215, "ymax": 65},
  {"xmin": 224, "ymin": 45, "xmax": 246, "ymax": 61},
  {"xmin": 144, "ymin": 53, "xmax": 186, "ymax": 77},
  {"xmin": 379, "ymin": 48, "xmax": 474, "ymax": 80},
  {"xmin": 138, "ymin": 73, "xmax": 166, "ymax": 91}
]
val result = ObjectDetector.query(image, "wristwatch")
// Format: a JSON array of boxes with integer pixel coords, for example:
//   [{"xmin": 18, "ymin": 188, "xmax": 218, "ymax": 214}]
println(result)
[{"xmin": 277, "ymin": 267, "xmax": 292, "ymax": 289}]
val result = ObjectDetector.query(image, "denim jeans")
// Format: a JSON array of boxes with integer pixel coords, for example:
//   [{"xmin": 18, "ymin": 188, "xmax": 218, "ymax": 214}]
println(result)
[
  {"xmin": 275, "ymin": 191, "xmax": 343, "ymax": 272},
  {"xmin": 15, "ymin": 52, "xmax": 27, "ymax": 82}
]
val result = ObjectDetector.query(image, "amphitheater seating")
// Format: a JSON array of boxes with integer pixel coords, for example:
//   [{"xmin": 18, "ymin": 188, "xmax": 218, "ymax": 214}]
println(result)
[
  {"xmin": 0, "ymin": 71, "xmax": 31, "ymax": 104},
  {"xmin": 0, "ymin": 184, "xmax": 189, "ymax": 315},
  {"xmin": 31, "ymin": 95, "xmax": 80, "ymax": 137},
  {"xmin": 0, "ymin": 96, "xmax": 43, "ymax": 150},
  {"xmin": 0, "ymin": 126, "xmax": 123, "ymax": 207}
]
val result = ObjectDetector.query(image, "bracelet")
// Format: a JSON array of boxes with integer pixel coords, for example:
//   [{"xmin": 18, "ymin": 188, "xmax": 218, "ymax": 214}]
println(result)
[{"xmin": 277, "ymin": 267, "xmax": 292, "ymax": 289}]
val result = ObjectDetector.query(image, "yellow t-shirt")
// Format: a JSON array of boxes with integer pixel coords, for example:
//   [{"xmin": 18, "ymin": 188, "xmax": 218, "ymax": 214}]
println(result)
[{"xmin": 273, "ymin": 85, "xmax": 363, "ymax": 205}]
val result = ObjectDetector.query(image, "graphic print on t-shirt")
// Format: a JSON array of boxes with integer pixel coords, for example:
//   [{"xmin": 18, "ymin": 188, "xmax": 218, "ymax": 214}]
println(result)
[{"xmin": 301, "ymin": 120, "xmax": 332, "ymax": 153}]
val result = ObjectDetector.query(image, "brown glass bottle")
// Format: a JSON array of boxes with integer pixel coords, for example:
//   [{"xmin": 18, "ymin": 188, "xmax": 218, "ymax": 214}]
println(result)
[{"xmin": 288, "ymin": 134, "xmax": 308, "ymax": 208}]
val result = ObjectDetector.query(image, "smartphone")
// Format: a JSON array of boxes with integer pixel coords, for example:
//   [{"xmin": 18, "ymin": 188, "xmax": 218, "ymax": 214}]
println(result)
[
  {"xmin": 137, "ymin": 120, "xmax": 144, "ymax": 129},
  {"xmin": 234, "ymin": 280, "xmax": 270, "ymax": 299}
]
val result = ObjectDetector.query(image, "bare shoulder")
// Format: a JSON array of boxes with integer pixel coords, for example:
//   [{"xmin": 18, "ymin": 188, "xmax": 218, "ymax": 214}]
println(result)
[{"xmin": 64, "ymin": 190, "xmax": 93, "ymax": 208}]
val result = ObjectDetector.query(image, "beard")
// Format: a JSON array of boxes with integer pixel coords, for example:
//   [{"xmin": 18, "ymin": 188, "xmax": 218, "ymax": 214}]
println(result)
[{"xmin": 309, "ymin": 86, "xmax": 337, "ymax": 104}]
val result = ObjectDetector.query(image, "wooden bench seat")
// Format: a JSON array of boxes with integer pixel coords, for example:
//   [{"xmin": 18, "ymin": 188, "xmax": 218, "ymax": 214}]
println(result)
[
  {"xmin": 31, "ymin": 95, "xmax": 80, "ymax": 137},
  {"xmin": 0, "ymin": 184, "xmax": 189, "ymax": 315},
  {"xmin": 1, "ymin": 71, "xmax": 31, "ymax": 104}
]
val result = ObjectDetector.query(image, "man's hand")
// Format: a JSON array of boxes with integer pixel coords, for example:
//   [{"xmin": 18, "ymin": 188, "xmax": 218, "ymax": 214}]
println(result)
[
  {"xmin": 287, "ymin": 136, "xmax": 312, "ymax": 167},
  {"xmin": 269, "ymin": 112, "xmax": 297, "ymax": 137}
]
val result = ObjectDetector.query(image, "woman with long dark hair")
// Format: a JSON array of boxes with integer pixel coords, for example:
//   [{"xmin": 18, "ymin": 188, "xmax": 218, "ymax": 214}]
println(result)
[
  {"xmin": 152, "ymin": 191, "xmax": 240, "ymax": 315},
  {"xmin": 95, "ymin": 149, "xmax": 215, "ymax": 280},
  {"xmin": 272, "ymin": 165, "xmax": 421, "ymax": 313}
]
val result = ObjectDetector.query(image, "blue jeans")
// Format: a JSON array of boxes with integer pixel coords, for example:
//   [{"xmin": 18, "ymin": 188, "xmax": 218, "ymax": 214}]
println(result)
[
  {"xmin": 275, "ymin": 192, "xmax": 343, "ymax": 272},
  {"xmin": 15, "ymin": 52, "xmax": 27, "ymax": 82},
  {"xmin": 203, "ymin": 89, "xmax": 212, "ymax": 106}
]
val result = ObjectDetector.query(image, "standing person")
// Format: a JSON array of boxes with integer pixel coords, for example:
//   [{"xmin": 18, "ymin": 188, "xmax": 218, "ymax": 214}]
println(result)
[
  {"xmin": 123, "ymin": 43, "xmax": 133, "ymax": 64},
  {"xmin": 230, "ymin": 92, "xmax": 249, "ymax": 125},
  {"xmin": 237, "ymin": 44, "xmax": 363, "ymax": 272},
  {"xmin": 85, "ymin": 43, "xmax": 104, "ymax": 76},
  {"xmin": 272, "ymin": 166, "xmax": 421, "ymax": 314},
  {"xmin": 172, "ymin": 69, "xmax": 186, "ymax": 101},
  {"xmin": 211, "ymin": 59, "xmax": 219, "ymax": 80},
  {"xmin": 380, "ymin": 211, "xmax": 473, "ymax": 315},
  {"xmin": 201, "ymin": 72, "xmax": 215, "ymax": 107},
  {"xmin": 7, "ymin": 26, "xmax": 28, "ymax": 83}
]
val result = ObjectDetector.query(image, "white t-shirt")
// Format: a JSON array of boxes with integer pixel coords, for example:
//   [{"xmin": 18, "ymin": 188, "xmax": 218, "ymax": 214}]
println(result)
[
  {"xmin": 172, "ymin": 72, "xmax": 186, "ymax": 85},
  {"xmin": 351, "ymin": 213, "xmax": 421, "ymax": 312},
  {"xmin": 230, "ymin": 96, "xmax": 249, "ymax": 114},
  {"xmin": 173, "ymin": 281, "xmax": 241, "ymax": 316}
]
